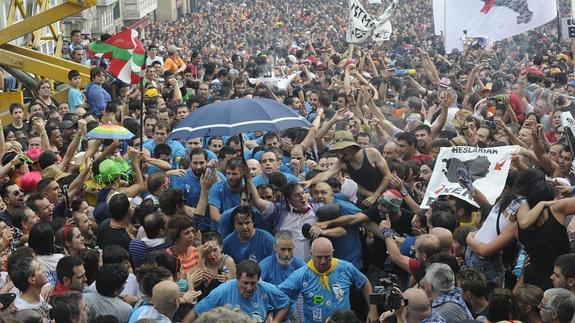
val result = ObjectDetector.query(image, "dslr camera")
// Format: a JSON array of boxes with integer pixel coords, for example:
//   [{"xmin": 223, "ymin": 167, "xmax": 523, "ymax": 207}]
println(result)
[{"xmin": 368, "ymin": 274, "xmax": 403, "ymax": 311}]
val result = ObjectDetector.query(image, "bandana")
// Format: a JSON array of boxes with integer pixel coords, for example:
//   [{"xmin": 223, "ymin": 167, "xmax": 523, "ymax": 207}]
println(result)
[{"xmin": 307, "ymin": 258, "xmax": 338, "ymax": 290}]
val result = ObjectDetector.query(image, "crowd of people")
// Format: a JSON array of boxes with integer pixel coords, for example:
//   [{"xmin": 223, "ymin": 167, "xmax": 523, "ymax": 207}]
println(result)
[{"xmin": 1, "ymin": 0, "xmax": 575, "ymax": 322}]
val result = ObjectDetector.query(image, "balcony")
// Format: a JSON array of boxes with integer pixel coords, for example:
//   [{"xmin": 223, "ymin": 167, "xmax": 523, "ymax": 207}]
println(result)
[
  {"xmin": 123, "ymin": 0, "xmax": 157, "ymax": 20},
  {"xmin": 97, "ymin": 0, "xmax": 118, "ymax": 6}
]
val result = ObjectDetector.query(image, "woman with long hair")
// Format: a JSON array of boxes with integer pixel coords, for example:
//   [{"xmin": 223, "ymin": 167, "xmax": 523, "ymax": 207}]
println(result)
[
  {"xmin": 465, "ymin": 168, "xmax": 547, "ymax": 286},
  {"xmin": 467, "ymin": 170, "xmax": 566, "ymax": 290}
]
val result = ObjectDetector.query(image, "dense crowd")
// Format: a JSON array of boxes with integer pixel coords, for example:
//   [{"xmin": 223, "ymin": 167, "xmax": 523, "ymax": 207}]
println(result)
[{"xmin": 1, "ymin": 0, "xmax": 575, "ymax": 322}]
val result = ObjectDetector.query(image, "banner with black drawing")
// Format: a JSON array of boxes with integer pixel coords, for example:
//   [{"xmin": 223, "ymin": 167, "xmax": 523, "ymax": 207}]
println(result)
[{"xmin": 421, "ymin": 145, "xmax": 520, "ymax": 208}]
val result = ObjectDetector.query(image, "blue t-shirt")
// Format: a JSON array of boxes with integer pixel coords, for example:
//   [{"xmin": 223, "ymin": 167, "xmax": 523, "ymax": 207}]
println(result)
[
  {"xmin": 174, "ymin": 169, "xmax": 215, "ymax": 231},
  {"xmin": 252, "ymin": 172, "xmax": 299, "ymax": 187},
  {"xmin": 279, "ymin": 259, "xmax": 367, "ymax": 322},
  {"xmin": 68, "ymin": 87, "xmax": 84, "ymax": 112},
  {"xmin": 208, "ymin": 180, "xmax": 241, "ymax": 213},
  {"xmin": 260, "ymin": 254, "xmax": 306, "ymax": 285},
  {"xmin": 194, "ymin": 279, "xmax": 292, "ymax": 322},
  {"xmin": 219, "ymin": 207, "xmax": 270, "ymax": 238},
  {"xmin": 143, "ymin": 139, "xmax": 186, "ymax": 167},
  {"xmin": 222, "ymin": 229, "xmax": 275, "ymax": 263},
  {"xmin": 331, "ymin": 199, "xmax": 364, "ymax": 270}
]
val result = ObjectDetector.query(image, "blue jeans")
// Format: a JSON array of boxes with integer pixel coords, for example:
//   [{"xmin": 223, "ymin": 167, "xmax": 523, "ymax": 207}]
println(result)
[{"xmin": 465, "ymin": 247, "xmax": 504, "ymax": 284}]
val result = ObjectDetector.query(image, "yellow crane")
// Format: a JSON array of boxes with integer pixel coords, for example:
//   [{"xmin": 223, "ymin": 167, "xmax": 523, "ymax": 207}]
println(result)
[{"xmin": 0, "ymin": 0, "xmax": 96, "ymax": 118}]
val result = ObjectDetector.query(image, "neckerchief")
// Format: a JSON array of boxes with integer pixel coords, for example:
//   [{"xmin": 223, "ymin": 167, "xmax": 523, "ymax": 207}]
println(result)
[{"xmin": 307, "ymin": 258, "xmax": 338, "ymax": 290}]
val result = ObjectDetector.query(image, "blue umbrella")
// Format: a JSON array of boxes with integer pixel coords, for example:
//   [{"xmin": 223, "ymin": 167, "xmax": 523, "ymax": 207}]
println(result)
[{"xmin": 168, "ymin": 98, "xmax": 311, "ymax": 140}]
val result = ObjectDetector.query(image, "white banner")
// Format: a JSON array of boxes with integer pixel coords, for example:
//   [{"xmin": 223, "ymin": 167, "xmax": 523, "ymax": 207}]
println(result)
[
  {"xmin": 347, "ymin": 0, "xmax": 398, "ymax": 44},
  {"xmin": 561, "ymin": 112, "xmax": 575, "ymax": 176},
  {"xmin": 248, "ymin": 73, "xmax": 298, "ymax": 90},
  {"xmin": 433, "ymin": 0, "xmax": 557, "ymax": 52},
  {"xmin": 421, "ymin": 145, "xmax": 520, "ymax": 208},
  {"xmin": 347, "ymin": 0, "xmax": 375, "ymax": 43}
]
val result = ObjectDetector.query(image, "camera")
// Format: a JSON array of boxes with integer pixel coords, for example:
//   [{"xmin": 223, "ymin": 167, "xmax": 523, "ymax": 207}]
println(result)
[{"xmin": 368, "ymin": 274, "xmax": 403, "ymax": 311}]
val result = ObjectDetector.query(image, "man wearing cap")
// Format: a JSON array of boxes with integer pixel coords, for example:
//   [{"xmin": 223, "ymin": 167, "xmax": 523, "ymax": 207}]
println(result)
[
  {"xmin": 305, "ymin": 130, "xmax": 392, "ymax": 208},
  {"xmin": 59, "ymin": 119, "xmax": 77, "ymax": 155},
  {"xmin": 67, "ymin": 70, "xmax": 84, "ymax": 112},
  {"xmin": 164, "ymin": 45, "xmax": 186, "ymax": 74},
  {"xmin": 146, "ymin": 44, "xmax": 164, "ymax": 66}
]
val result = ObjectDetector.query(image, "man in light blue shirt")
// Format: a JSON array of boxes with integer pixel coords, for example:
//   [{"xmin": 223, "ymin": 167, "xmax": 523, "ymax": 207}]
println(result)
[
  {"xmin": 208, "ymin": 157, "xmax": 243, "ymax": 223},
  {"xmin": 222, "ymin": 206, "xmax": 274, "ymax": 263},
  {"xmin": 252, "ymin": 150, "xmax": 299, "ymax": 186},
  {"xmin": 278, "ymin": 238, "xmax": 378, "ymax": 322},
  {"xmin": 143, "ymin": 121, "xmax": 185, "ymax": 168},
  {"xmin": 185, "ymin": 260, "xmax": 292, "ymax": 322}
]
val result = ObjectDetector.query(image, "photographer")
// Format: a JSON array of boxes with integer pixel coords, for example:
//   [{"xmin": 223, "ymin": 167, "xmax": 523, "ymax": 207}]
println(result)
[{"xmin": 379, "ymin": 288, "xmax": 447, "ymax": 323}]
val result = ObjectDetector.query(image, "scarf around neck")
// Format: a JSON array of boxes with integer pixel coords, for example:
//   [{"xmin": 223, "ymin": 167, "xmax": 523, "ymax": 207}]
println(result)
[{"xmin": 307, "ymin": 258, "xmax": 338, "ymax": 290}]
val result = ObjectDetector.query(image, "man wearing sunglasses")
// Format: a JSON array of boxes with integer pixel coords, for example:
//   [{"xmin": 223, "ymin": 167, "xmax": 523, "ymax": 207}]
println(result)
[{"xmin": 0, "ymin": 183, "xmax": 25, "ymax": 227}]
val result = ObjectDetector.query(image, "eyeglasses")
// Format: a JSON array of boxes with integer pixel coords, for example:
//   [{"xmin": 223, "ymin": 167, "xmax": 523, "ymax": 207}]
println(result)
[
  {"xmin": 538, "ymin": 303, "xmax": 556, "ymax": 312},
  {"xmin": 12, "ymin": 190, "xmax": 22, "ymax": 196},
  {"xmin": 40, "ymin": 86, "xmax": 51, "ymax": 89}
]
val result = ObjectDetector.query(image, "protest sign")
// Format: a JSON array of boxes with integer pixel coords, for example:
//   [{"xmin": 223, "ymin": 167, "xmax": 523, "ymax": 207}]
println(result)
[
  {"xmin": 421, "ymin": 145, "xmax": 520, "ymax": 208},
  {"xmin": 347, "ymin": 0, "xmax": 375, "ymax": 43},
  {"xmin": 347, "ymin": 0, "xmax": 398, "ymax": 44},
  {"xmin": 248, "ymin": 73, "xmax": 298, "ymax": 90},
  {"xmin": 562, "ymin": 18, "xmax": 575, "ymax": 40}
]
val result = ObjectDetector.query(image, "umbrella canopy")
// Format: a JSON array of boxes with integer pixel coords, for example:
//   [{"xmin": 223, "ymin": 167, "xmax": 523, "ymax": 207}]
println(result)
[
  {"xmin": 168, "ymin": 98, "xmax": 311, "ymax": 140},
  {"xmin": 87, "ymin": 123, "xmax": 134, "ymax": 140}
]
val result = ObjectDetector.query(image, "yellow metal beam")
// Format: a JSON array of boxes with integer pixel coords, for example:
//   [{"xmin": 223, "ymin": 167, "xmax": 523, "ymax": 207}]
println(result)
[
  {"xmin": 0, "ymin": 0, "xmax": 96, "ymax": 46},
  {"xmin": 0, "ymin": 49, "xmax": 90, "ymax": 88},
  {"xmin": 1, "ymin": 44, "xmax": 90, "ymax": 77}
]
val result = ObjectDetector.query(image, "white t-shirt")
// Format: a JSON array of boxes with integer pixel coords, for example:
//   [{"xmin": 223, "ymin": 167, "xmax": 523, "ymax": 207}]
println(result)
[{"xmin": 475, "ymin": 196, "xmax": 526, "ymax": 243}]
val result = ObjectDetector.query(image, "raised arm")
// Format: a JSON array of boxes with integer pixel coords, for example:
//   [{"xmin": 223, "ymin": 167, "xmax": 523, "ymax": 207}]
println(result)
[
  {"xmin": 60, "ymin": 119, "xmax": 87, "ymax": 172},
  {"xmin": 119, "ymin": 147, "xmax": 145, "ymax": 198}
]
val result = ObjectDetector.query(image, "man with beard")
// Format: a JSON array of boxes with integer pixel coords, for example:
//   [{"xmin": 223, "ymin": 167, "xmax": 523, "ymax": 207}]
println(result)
[
  {"xmin": 0, "ymin": 182, "xmax": 25, "ymax": 226},
  {"xmin": 259, "ymin": 231, "xmax": 305, "ymax": 322},
  {"xmin": 414, "ymin": 125, "xmax": 433, "ymax": 154},
  {"xmin": 259, "ymin": 231, "xmax": 306, "ymax": 284},
  {"xmin": 208, "ymin": 157, "xmax": 244, "ymax": 223},
  {"xmin": 182, "ymin": 148, "xmax": 215, "ymax": 231},
  {"xmin": 222, "ymin": 206, "xmax": 274, "ymax": 263}
]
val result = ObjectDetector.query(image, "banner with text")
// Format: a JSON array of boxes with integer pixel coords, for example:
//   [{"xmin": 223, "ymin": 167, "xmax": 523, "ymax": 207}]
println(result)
[
  {"xmin": 561, "ymin": 111, "xmax": 575, "ymax": 177},
  {"xmin": 347, "ymin": 0, "xmax": 398, "ymax": 44},
  {"xmin": 421, "ymin": 145, "xmax": 520, "ymax": 208}
]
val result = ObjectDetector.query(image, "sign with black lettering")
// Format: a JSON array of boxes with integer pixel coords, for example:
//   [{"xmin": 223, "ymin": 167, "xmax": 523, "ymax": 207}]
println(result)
[
  {"xmin": 421, "ymin": 145, "xmax": 520, "ymax": 208},
  {"xmin": 562, "ymin": 18, "xmax": 575, "ymax": 40}
]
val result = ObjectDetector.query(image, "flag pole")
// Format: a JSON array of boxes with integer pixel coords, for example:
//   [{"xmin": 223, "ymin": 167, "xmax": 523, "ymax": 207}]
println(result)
[
  {"xmin": 139, "ymin": 53, "xmax": 148, "ymax": 155},
  {"xmin": 558, "ymin": 0, "xmax": 562, "ymax": 43}
]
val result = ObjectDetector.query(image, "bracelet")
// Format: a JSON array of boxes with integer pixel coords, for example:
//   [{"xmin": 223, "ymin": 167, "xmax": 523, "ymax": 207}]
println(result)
[
  {"xmin": 382, "ymin": 227, "xmax": 395, "ymax": 240},
  {"xmin": 400, "ymin": 188, "xmax": 408, "ymax": 197},
  {"xmin": 75, "ymin": 133, "xmax": 83, "ymax": 140},
  {"xmin": 40, "ymin": 130, "xmax": 47, "ymax": 136}
]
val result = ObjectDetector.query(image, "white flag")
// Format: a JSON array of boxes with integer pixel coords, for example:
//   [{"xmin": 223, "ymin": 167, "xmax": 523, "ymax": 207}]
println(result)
[
  {"xmin": 421, "ymin": 145, "xmax": 520, "ymax": 208},
  {"xmin": 433, "ymin": 0, "xmax": 557, "ymax": 53},
  {"xmin": 347, "ymin": 0, "xmax": 375, "ymax": 43}
]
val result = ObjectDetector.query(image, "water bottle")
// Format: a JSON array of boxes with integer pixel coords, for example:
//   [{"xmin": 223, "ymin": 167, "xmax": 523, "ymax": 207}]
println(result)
[{"xmin": 395, "ymin": 69, "xmax": 416, "ymax": 77}]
